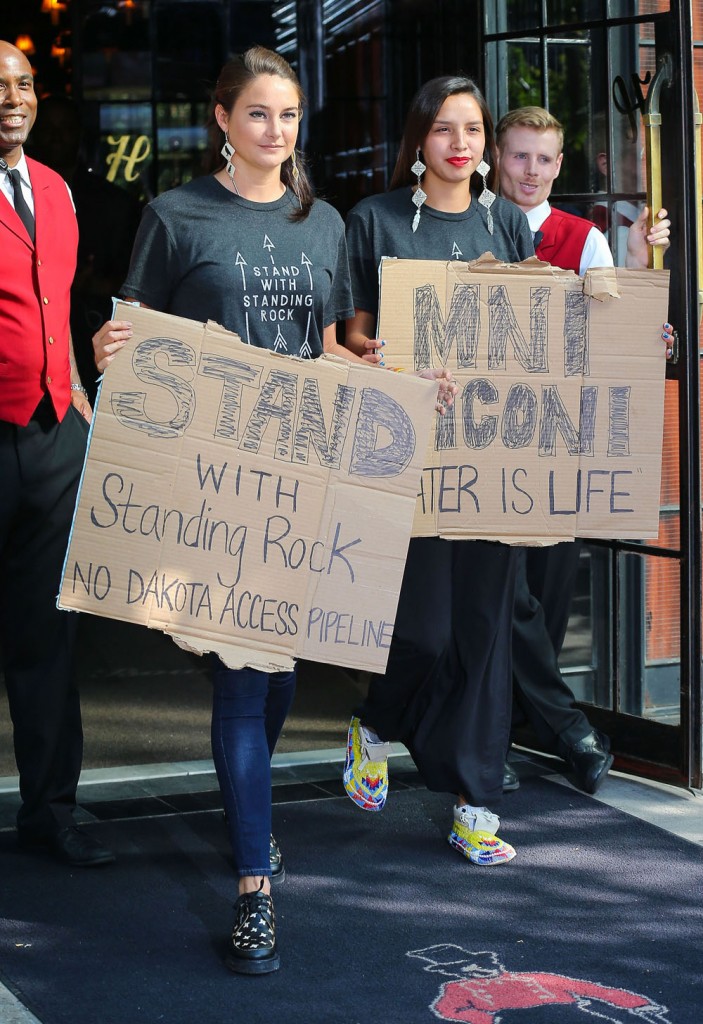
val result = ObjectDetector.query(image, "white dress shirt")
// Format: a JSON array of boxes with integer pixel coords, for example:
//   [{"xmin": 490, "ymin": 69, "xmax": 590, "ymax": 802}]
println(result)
[
  {"xmin": 0, "ymin": 151, "xmax": 35, "ymax": 215},
  {"xmin": 0, "ymin": 151, "xmax": 74, "ymax": 215}
]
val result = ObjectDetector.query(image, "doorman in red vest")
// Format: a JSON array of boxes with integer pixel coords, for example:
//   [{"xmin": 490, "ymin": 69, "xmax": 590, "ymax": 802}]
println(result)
[
  {"xmin": 495, "ymin": 107, "xmax": 671, "ymax": 793},
  {"xmin": 0, "ymin": 40, "xmax": 114, "ymax": 866}
]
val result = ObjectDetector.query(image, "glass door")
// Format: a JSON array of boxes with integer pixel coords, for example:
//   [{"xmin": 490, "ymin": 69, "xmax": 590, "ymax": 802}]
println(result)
[{"xmin": 484, "ymin": 0, "xmax": 702, "ymax": 788}]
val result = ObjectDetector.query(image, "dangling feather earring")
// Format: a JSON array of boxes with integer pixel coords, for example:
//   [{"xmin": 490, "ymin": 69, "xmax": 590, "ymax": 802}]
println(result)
[
  {"xmin": 411, "ymin": 148, "xmax": 427, "ymax": 233},
  {"xmin": 476, "ymin": 159, "xmax": 496, "ymax": 234},
  {"xmin": 221, "ymin": 131, "xmax": 240, "ymax": 195}
]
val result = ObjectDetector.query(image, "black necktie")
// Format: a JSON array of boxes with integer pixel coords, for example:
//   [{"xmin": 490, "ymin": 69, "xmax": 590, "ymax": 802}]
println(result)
[{"xmin": 3, "ymin": 164, "xmax": 35, "ymax": 243}]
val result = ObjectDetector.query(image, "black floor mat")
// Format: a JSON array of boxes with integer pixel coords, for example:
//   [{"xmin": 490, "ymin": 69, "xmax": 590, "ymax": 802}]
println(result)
[{"xmin": 0, "ymin": 777, "xmax": 700, "ymax": 1024}]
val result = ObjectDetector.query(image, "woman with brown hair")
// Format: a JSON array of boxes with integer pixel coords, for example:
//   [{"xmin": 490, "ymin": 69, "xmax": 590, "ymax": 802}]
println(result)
[{"xmin": 93, "ymin": 45, "xmax": 359, "ymax": 976}]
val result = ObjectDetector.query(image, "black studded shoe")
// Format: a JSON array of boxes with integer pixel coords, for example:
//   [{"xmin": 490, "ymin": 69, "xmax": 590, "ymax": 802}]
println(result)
[
  {"xmin": 269, "ymin": 834, "xmax": 285, "ymax": 886},
  {"xmin": 226, "ymin": 883, "xmax": 280, "ymax": 975}
]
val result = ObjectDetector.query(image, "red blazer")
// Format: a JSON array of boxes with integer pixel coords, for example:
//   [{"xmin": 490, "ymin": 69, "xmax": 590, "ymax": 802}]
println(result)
[
  {"xmin": 0, "ymin": 157, "xmax": 78, "ymax": 426},
  {"xmin": 535, "ymin": 206, "xmax": 596, "ymax": 275}
]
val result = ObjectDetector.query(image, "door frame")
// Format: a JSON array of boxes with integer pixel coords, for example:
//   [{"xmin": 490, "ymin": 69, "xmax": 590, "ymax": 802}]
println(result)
[{"xmin": 483, "ymin": 0, "xmax": 702, "ymax": 790}]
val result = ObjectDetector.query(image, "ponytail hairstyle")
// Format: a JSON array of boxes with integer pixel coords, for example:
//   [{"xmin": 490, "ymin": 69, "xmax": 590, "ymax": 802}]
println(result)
[
  {"xmin": 206, "ymin": 45, "xmax": 314, "ymax": 220},
  {"xmin": 389, "ymin": 75, "xmax": 498, "ymax": 195}
]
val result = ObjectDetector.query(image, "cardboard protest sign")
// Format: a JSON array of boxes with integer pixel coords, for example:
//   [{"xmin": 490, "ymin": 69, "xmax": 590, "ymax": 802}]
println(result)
[
  {"xmin": 377, "ymin": 255, "xmax": 669, "ymax": 542},
  {"xmin": 58, "ymin": 302, "xmax": 438, "ymax": 672}
]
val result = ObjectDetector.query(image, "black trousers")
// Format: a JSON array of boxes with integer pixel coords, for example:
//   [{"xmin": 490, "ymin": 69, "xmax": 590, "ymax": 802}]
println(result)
[
  {"xmin": 0, "ymin": 398, "xmax": 89, "ymax": 835},
  {"xmin": 511, "ymin": 541, "xmax": 592, "ymax": 752},
  {"xmin": 359, "ymin": 537, "xmax": 517, "ymax": 808}
]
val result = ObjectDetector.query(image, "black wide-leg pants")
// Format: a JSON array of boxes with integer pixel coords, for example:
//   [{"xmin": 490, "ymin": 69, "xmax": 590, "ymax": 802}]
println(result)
[
  {"xmin": 359, "ymin": 536, "xmax": 517, "ymax": 809},
  {"xmin": 0, "ymin": 398, "xmax": 88, "ymax": 836},
  {"xmin": 511, "ymin": 542, "xmax": 592, "ymax": 752}
]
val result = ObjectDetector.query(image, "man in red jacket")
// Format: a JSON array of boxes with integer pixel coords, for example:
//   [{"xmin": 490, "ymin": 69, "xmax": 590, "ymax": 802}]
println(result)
[
  {"xmin": 495, "ymin": 106, "xmax": 670, "ymax": 794},
  {"xmin": 0, "ymin": 40, "xmax": 114, "ymax": 866}
]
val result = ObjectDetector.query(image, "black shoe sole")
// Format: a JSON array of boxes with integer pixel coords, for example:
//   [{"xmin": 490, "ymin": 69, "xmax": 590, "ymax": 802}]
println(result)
[
  {"xmin": 270, "ymin": 865, "xmax": 286, "ymax": 886},
  {"xmin": 226, "ymin": 951, "xmax": 281, "ymax": 975},
  {"xmin": 502, "ymin": 778, "xmax": 520, "ymax": 793}
]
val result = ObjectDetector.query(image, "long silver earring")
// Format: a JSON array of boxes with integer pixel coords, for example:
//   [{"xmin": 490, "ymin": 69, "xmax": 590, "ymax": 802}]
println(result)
[
  {"xmin": 476, "ymin": 158, "xmax": 496, "ymax": 234},
  {"xmin": 221, "ymin": 131, "xmax": 240, "ymax": 195},
  {"xmin": 411, "ymin": 148, "xmax": 427, "ymax": 233},
  {"xmin": 290, "ymin": 149, "xmax": 302, "ymax": 208}
]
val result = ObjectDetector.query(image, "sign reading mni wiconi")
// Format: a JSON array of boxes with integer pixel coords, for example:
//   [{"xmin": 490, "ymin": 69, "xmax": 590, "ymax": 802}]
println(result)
[
  {"xmin": 377, "ymin": 255, "xmax": 670, "ymax": 542},
  {"xmin": 58, "ymin": 302, "xmax": 438, "ymax": 672}
]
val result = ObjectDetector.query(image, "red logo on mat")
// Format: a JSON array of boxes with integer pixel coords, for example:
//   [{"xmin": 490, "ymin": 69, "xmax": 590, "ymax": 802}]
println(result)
[{"xmin": 407, "ymin": 945, "xmax": 672, "ymax": 1024}]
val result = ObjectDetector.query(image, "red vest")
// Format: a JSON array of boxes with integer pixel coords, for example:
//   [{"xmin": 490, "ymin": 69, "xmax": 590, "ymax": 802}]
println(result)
[
  {"xmin": 535, "ymin": 206, "xmax": 596, "ymax": 274},
  {"xmin": 0, "ymin": 157, "xmax": 78, "ymax": 426}
]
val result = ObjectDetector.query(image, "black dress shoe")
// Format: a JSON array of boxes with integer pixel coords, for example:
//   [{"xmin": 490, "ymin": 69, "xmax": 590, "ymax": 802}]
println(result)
[
  {"xmin": 269, "ymin": 834, "xmax": 285, "ymax": 886},
  {"xmin": 19, "ymin": 826, "xmax": 115, "ymax": 867},
  {"xmin": 563, "ymin": 729, "xmax": 614, "ymax": 794},
  {"xmin": 503, "ymin": 762, "xmax": 520, "ymax": 792}
]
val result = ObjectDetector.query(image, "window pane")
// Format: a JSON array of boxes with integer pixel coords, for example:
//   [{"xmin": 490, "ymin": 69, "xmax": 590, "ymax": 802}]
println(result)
[
  {"xmin": 544, "ymin": 29, "xmax": 593, "ymax": 136},
  {"xmin": 546, "ymin": 0, "xmax": 604, "ymax": 23},
  {"xmin": 599, "ymin": 23, "xmax": 656, "ymax": 198},
  {"xmin": 560, "ymin": 545, "xmax": 612, "ymax": 708},
  {"xmin": 608, "ymin": 1, "xmax": 670, "ymax": 15},
  {"xmin": 618, "ymin": 552, "xmax": 680, "ymax": 724},
  {"xmin": 485, "ymin": 2, "xmax": 540, "ymax": 34},
  {"xmin": 546, "ymin": 31, "xmax": 603, "ymax": 195},
  {"xmin": 505, "ymin": 40, "xmax": 543, "ymax": 107},
  {"xmin": 156, "ymin": 103, "xmax": 208, "ymax": 194}
]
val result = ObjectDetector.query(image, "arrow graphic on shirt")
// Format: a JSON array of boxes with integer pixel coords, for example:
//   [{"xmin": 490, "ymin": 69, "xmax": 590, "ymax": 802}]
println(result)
[
  {"xmin": 451, "ymin": 242, "xmax": 463, "ymax": 260},
  {"xmin": 274, "ymin": 327, "xmax": 287, "ymax": 353},
  {"xmin": 263, "ymin": 235, "xmax": 277, "ymax": 267},
  {"xmin": 299, "ymin": 312, "xmax": 313, "ymax": 359},
  {"xmin": 235, "ymin": 252, "xmax": 248, "ymax": 290},
  {"xmin": 301, "ymin": 252, "xmax": 313, "ymax": 290}
]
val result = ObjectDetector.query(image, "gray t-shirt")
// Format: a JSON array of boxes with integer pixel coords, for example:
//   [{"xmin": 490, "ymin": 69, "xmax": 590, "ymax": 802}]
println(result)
[
  {"xmin": 346, "ymin": 187, "xmax": 534, "ymax": 317},
  {"xmin": 122, "ymin": 176, "xmax": 354, "ymax": 359}
]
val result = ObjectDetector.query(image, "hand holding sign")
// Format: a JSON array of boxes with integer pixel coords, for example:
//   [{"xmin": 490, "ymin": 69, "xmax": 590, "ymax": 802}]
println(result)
[{"xmin": 61, "ymin": 302, "xmax": 438, "ymax": 673}]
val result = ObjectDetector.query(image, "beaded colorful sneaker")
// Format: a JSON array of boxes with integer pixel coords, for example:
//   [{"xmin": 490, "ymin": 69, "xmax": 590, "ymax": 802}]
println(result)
[
  {"xmin": 269, "ymin": 834, "xmax": 285, "ymax": 886},
  {"xmin": 448, "ymin": 820, "xmax": 516, "ymax": 865},
  {"xmin": 226, "ymin": 885, "xmax": 280, "ymax": 975},
  {"xmin": 343, "ymin": 716, "xmax": 392, "ymax": 811},
  {"xmin": 453, "ymin": 804, "xmax": 500, "ymax": 835}
]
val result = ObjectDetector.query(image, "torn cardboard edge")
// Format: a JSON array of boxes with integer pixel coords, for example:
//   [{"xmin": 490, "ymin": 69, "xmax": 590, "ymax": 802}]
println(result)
[
  {"xmin": 376, "ymin": 256, "xmax": 669, "ymax": 543},
  {"xmin": 58, "ymin": 302, "xmax": 438, "ymax": 673}
]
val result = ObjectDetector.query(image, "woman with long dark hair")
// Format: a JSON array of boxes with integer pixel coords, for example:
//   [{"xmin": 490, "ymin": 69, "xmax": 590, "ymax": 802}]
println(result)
[
  {"xmin": 92, "ymin": 46, "xmax": 362, "ymax": 976},
  {"xmin": 342, "ymin": 76, "xmax": 534, "ymax": 866}
]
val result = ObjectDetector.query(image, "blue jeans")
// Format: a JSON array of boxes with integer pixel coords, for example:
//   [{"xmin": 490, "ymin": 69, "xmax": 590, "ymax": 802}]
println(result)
[{"xmin": 210, "ymin": 660, "xmax": 296, "ymax": 877}]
